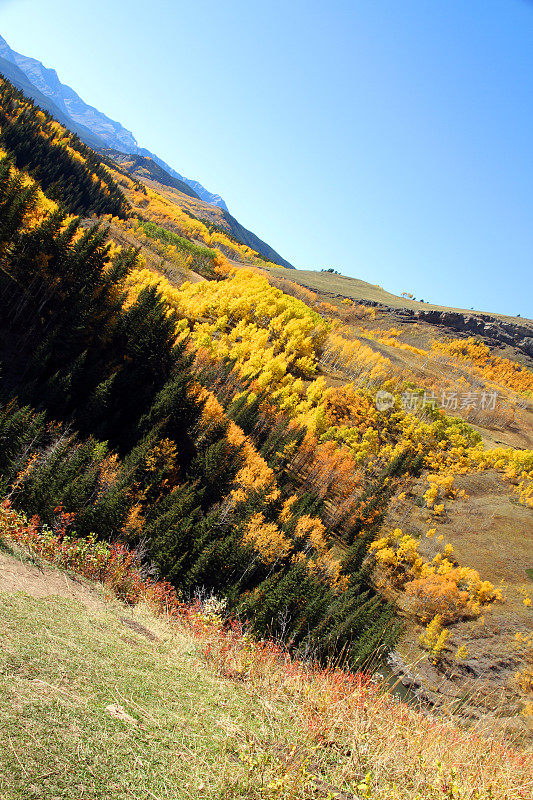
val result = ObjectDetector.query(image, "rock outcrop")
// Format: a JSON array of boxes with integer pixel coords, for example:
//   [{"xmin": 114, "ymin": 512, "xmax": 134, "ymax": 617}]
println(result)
[{"xmin": 350, "ymin": 299, "xmax": 533, "ymax": 359}]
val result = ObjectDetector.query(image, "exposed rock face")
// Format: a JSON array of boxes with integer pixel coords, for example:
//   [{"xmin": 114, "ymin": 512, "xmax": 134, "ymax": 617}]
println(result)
[
  {"xmin": 386, "ymin": 647, "xmax": 526, "ymax": 738},
  {"xmin": 521, "ymin": 337, "xmax": 533, "ymax": 357},
  {"xmin": 412, "ymin": 309, "xmax": 533, "ymax": 358},
  {"xmin": 353, "ymin": 300, "xmax": 533, "ymax": 359}
]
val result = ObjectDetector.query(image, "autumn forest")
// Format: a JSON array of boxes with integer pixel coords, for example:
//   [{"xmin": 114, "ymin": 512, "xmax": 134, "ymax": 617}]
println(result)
[{"xmin": 0, "ymin": 72, "xmax": 532, "ymax": 741}]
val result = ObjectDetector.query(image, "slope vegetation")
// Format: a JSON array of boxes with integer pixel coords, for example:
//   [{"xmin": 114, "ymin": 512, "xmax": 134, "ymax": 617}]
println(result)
[
  {"xmin": 0, "ymin": 527, "xmax": 531, "ymax": 800},
  {"xmin": 108, "ymin": 150, "xmax": 294, "ymax": 268},
  {"xmin": 0, "ymin": 73, "xmax": 531, "ymax": 746}
]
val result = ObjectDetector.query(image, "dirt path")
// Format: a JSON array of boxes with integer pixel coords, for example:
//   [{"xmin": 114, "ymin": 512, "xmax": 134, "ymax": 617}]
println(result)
[{"xmin": 0, "ymin": 547, "xmax": 102, "ymax": 610}]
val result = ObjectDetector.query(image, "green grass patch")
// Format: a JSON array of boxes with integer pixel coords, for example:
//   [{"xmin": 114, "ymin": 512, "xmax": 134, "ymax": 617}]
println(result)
[
  {"xmin": 0, "ymin": 567, "xmax": 529, "ymax": 799},
  {"xmin": 138, "ymin": 220, "xmax": 218, "ymax": 278},
  {"xmin": 0, "ymin": 592, "xmax": 288, "ymax": 799}
]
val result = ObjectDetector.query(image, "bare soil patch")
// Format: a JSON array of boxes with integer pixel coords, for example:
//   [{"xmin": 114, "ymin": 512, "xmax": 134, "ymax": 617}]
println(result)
[{"xmin": 0, "ymin": 547, "xmax": 101, "ymax": 611}]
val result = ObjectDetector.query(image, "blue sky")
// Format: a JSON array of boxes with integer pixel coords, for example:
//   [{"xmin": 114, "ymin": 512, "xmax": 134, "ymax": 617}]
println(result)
[{"xmin": 1, "ymin": 0, "xmax": 532, "ymax": 317}]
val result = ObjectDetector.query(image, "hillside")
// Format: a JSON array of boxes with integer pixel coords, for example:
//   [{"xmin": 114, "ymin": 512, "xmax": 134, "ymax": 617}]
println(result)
[
  {"xmin": 0, "ymin": 28, "xmax": 291, "ymax": 267},
  {"xmin": 95, "ymin": 155, "xmax": 533, "ymax": 738},
  {"xmin": 263, "ymin": 266, "xmax": 531, "ymax": 324},
  {"xmin": 0, "ymin": 529, "xmax": 531, "ymax": 799},
  {"xmin": 105, "ymin": 149, "xmax": 294, "ymax": 268},
  {"xmin": 0, "ymin": 53, "xmax": 105, "ymax": 150},
  {"xmin": 106, "ymin": 150, "xmax": 203, "ymax": 199},
  {"xmin": 0, "ymin": 30, "xmax": 294, "ymax": 269},
  {"xmin": 0, "ymin": 33, "xmax": 225, "ymax": 205},
  {"xmin": 0, "ymin": 67, "xmax": 531, "ymax": 779},
  {"xmin": 0, "ymin": 32, "xmax": 296, "ymax": 267}
]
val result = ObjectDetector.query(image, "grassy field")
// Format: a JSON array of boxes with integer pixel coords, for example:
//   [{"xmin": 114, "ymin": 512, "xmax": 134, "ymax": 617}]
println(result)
[
  {"xmin": 0, "ymin": 563, "xmax": 273, "ymax": 799},
  {"xmin": 0, "ymin": 537, "xmax": 531, "ymax": 800},
  {"xmin": 261, "ymin": 266, "xmax": 532, "ymax": 324}
]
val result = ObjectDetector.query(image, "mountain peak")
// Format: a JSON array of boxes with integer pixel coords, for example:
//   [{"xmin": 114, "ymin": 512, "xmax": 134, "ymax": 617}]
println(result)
[{"xmin": 0, "ymin": 32, "xmax": 228, "ymax": 210}]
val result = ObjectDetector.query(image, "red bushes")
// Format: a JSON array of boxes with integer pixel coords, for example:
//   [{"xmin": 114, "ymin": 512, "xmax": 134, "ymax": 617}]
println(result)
[{"xmin": 0, "ymin": 499, "xmax": 179, "ymax": 608}]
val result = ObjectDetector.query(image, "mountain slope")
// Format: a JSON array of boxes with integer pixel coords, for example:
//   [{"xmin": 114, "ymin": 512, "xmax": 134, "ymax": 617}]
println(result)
[
  {"xmin": 0, "ymin": 54, "xmax": 104, "ymax": 150},
  {"xmin": 0, "ymin": 33, "xmax": 293, "ymax": 266},
  {"xmin": 0, "ymin": 54, "xmax": 531, "ymax": 742},
  {"xmin": 106, "ymin": 149, "xmax": 202, "ymax": 200},
  {"xmin": 109, "ymin": 151, "xmax": 295, "ymax": 269},
  {"xmin": 137, "ymin": 146, "xmax": 228, "ymax": 210},
  {"xmin": 0, "ymin": 32, "xmax": 226, "ymax": 208},
  {"xmin": 220, "ymin": 207, "xmax": 295, "ymax": 269},
  {"xmin": 0, "ymin": 536, "xmax": 530, "ymax": 799}
]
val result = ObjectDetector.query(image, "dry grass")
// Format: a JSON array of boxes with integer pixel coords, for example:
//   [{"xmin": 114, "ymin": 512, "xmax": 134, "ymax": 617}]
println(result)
[
  {"xmin": 381, "ymin": 469, "xmax": 533, "ymax": 733},
  {"xmin": 261, "ymin": 266, "xmax": 531, "ymax": 324}
]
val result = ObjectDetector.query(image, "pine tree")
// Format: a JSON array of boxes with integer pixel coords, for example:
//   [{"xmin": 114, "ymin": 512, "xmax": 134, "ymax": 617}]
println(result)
[{"xmin": 143, "ymin": 483, "xmax": 206, "ymax": 586}]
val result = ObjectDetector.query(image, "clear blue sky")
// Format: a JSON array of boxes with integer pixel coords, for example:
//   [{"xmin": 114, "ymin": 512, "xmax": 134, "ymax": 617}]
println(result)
[{"xmin": 1, "ymin": 0, "xmax": 532, "ymax": 317}]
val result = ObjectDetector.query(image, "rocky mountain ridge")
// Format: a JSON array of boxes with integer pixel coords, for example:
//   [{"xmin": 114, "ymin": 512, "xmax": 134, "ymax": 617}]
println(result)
[
  {"xmin": 266, "ymin": 267, "xmax": 533, "ymax": 359},
  {"xmin": 344, "ymin": 296, "xmax": 533, "ymax": 360},
  {"xmin": 0, "ymin": 33, "xmax": 228, "ymax": 209}
]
